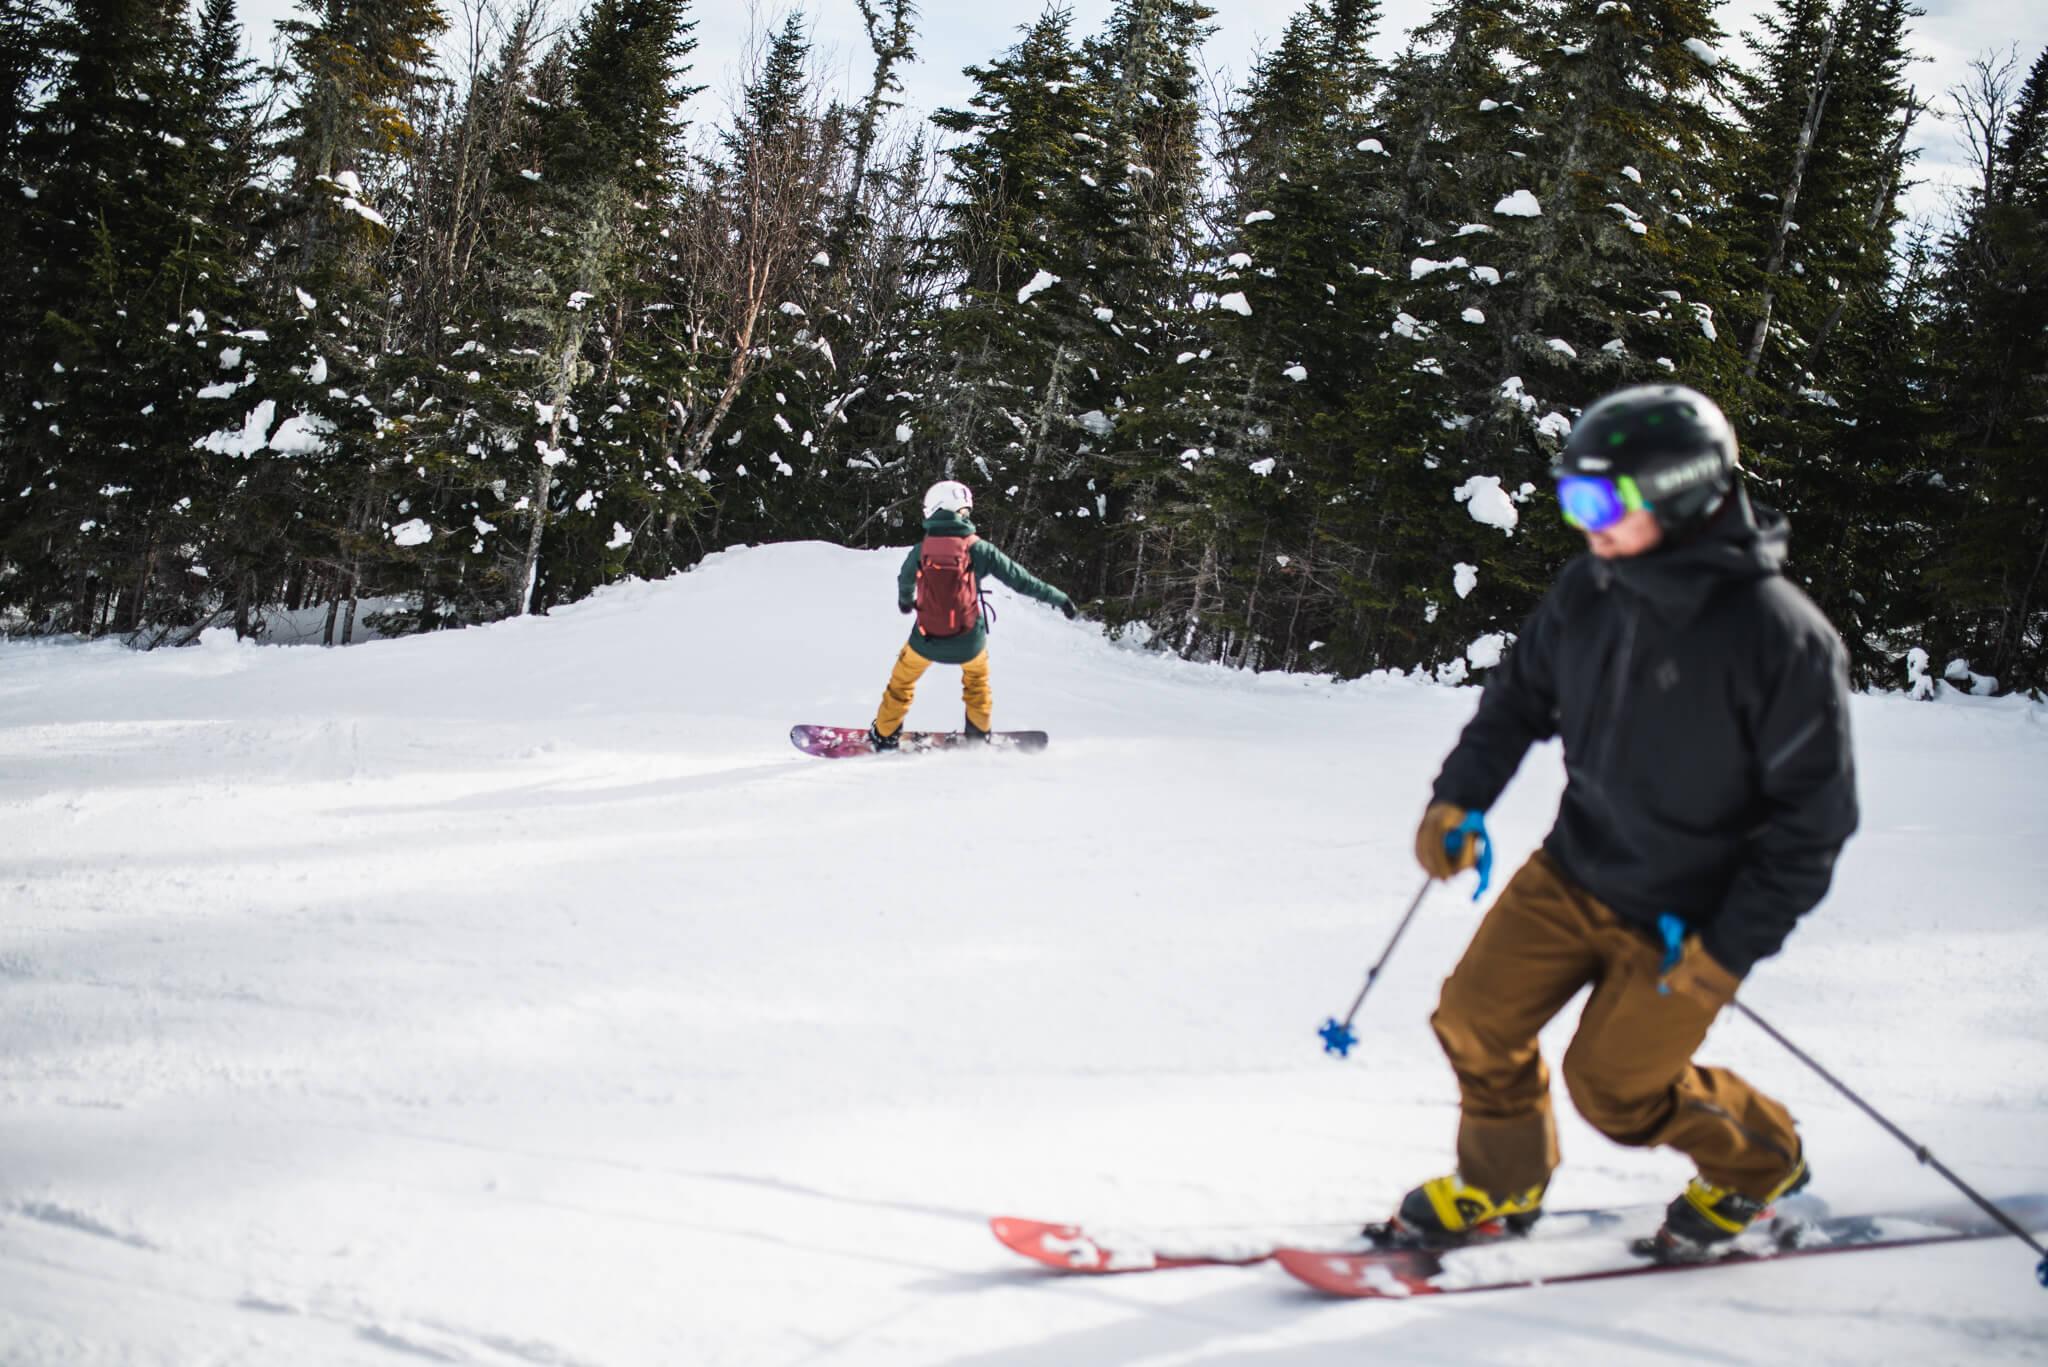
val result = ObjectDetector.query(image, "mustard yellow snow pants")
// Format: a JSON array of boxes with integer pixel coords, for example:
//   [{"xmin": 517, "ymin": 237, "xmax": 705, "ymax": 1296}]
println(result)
[
  {"xmin": 874, "ymin": 645, "xmax": 992, "ymax": 736},
  {"xmin": 1433, "ymin": 851, "xmax": 1802, "ymax": 1201}
]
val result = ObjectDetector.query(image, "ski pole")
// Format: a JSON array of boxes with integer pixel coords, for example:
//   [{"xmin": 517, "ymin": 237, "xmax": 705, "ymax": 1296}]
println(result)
[
  {"xmin": 1318, "ymin": 875, "xmax": 1431, "ymax": 1058},
  {"xmin": 1731, "ymin": 999, "xmax": 2048, "ymax": 1287},
  {"xmin": 1319, "ymin": 812, "xmax": 1493, "ymax": 1059}
]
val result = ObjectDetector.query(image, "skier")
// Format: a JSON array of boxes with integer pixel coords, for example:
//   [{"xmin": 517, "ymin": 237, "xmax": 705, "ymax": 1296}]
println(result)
[
  {"xmin": 1395, "ymin": 384, "xmax": 1859, "ymax": 1259},
  {"xmin": 868, "ymin": 480, "xmax": 1077, "ymax": 750}
]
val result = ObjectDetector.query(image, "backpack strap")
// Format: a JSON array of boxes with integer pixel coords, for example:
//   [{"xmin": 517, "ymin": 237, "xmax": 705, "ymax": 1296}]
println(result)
[{"xmin": 962, "ymin": 535, "xmax": 991, "ymax": 631}]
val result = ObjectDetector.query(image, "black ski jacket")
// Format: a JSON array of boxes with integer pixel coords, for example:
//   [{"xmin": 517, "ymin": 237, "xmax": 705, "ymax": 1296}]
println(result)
[{"xmin": 1433, "ymin": 492, "xmax": 1858, "ymax": 977}]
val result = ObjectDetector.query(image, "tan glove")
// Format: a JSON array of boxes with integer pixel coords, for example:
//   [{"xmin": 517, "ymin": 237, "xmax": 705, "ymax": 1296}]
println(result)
[{"xmin": 1414, "ymin": 801, "xmax": 1482, "ymax": 880}]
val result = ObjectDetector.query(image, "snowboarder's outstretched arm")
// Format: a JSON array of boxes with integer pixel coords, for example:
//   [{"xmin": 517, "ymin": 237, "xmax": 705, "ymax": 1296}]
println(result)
[
  {"xmin": 1703, "ymin": 628, "xmax": 1859, "ymax": 976},
  {"xmin": 972, "ymin": 541, "xmax": 1074, "ymax": 614},
  {"xmin": 1432, "ymin": 571, "xmax": 1569, "ymax": 812}
]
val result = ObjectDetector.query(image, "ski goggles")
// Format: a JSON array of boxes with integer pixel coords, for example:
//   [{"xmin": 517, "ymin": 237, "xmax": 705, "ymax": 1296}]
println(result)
[{"xmin": 1555, "ymin": 473, "xmax": 1648, "ymax": 532}]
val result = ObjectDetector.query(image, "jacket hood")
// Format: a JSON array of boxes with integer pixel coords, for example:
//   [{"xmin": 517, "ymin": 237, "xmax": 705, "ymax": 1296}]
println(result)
[
  {"xmin": 922, "ymin": 510, "xmax": 976, "ymax": 537},
  {"xmin": 1599, "ymin": 486, "xmax": 1788, "ymax": 623}
]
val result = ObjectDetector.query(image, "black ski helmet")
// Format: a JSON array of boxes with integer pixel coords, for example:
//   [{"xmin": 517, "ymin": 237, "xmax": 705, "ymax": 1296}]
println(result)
[{"xmin": 1555, "ymin": 384, "xmax": 1739, "ymax": 533}]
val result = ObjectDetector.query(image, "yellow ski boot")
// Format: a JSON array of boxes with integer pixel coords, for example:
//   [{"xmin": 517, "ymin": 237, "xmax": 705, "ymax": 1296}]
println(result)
[{"xmin": 1378, "ymin": 1174, "xmax": 1547, "ymax": 1248}]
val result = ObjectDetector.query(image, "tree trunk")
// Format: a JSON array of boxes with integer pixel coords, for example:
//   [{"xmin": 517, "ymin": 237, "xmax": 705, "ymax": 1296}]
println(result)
[
  {"xmin": 1185, "ymin": 538, "xmax": 1218, "ymax": 653},
  {"xmin": 1809, "ymin": 100, "xmax": 1920, "ymax": 370},
  {"xmin": 1744, "ymin": 19, "xmax": 1840, "ymax": 377},
  {"xmin": 513, "ymin": 316, "xmax": 589, "ymax": 616},
  {"xmin": 126, "ymin": 531, "xmax": 159, "ymax": 635},
  {"xmin": 1015, "ymin": 343, "xmax": 1073, "ymax": 554},
  {"xmin": 1993, "ymin": 515, "xmax": 2048, "ymax": 688},
  {"xmin": 1283, "ymin": 508, "xmax": 1321, "ymax": 669},
  {"xmin": 680, "ymin": 306, "xmax": 766, "ymax": 473},
  {"xmin": 830, "ymin": 1, "xmax": 915, "ymax": 261},
  {"xmin": 1238, "ymin": 525, "xmax": 1270, "ymax": 669},
  {"xmin": 235, "ymin": 570, "xmax": 256, "ymax": 638}
]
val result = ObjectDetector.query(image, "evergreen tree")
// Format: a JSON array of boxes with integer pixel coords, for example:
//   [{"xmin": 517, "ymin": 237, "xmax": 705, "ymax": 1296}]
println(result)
[
  {"xmin": 0, "ymin": 0, "xmax": 57, "ymax": 177},
  {"xmin": 1115, "ymin": 0, "xmax": 1407, "ymax": 669},
  {"xmin": 449, "ymin": 0, "xmax": 698, "ymax": 616},
  {"xmin": 1501, "ymin": 0, "xmax": 1746, "ymax": 401},
  {"xmin": 1058, "ymin": 0, "xmax": 1216, "ymax": 602},
  {"xmin": 241, "ymin": 0, "xmax": 447, "ymax": 643},
  {"xmin": 376, "ymin": 5, "xmax": 549, "ymax": 629},
  {"xmin": 0, "ymin": 0, "xmax": 2019, "ymax": 691},
  {"xmin": 1923, "ymin": 48, "xmax": 2048, "ymax": 695},
  {"xmin": 921, "ymin": 10, "xmax": 1118, "ymax": 562},
  {"xmin": 687, "ymin": 13, "xmax": 846, "ymax": 556},
  {"xmin": 1721, "ymin": 0, "xmax": 1924, "ymax": 681},
  {"xmin": 1363, "ymin": 0, "xmax": 1563, "ymax": 671},
  {"xmin": 0, "ymin": 0, "xmax": 263, "ymax": 637}
]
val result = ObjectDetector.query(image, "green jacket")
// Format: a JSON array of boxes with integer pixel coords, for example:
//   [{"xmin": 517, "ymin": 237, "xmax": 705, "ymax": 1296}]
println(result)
[{"xmin": 898, "ymin": 510, "xmax": 1070, "ymax": 663}]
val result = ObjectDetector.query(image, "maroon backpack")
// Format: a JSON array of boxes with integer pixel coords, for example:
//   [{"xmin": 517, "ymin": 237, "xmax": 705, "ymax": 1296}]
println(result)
[{"xmin": 915, "ymin": 534, "xmax": 980, "ymax": 638}]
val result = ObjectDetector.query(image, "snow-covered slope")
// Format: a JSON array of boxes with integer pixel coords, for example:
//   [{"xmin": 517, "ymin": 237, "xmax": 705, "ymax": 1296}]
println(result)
[{"xmin": 2, "ymin": 541, "xmax": 2043, "ymax": 1365}]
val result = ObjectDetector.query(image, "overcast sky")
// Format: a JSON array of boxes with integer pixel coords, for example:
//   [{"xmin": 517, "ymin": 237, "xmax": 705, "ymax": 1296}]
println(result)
[{"xmin": 243, "ymin": 0, "xmax": 2047, "ymax": 227}]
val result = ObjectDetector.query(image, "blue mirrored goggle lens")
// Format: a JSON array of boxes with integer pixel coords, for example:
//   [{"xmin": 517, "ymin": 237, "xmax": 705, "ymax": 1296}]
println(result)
[{"xmin": 1557, "ymin": 475, "xmax": 1627, "ymax": 532}]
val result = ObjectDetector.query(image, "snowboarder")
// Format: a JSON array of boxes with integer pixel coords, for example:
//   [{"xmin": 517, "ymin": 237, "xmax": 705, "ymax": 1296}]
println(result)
[
  {"xmin": 1397, "ymin": 384, "xmax": 1859, "ymax": 1259},
  {"xmin": 868, "ymin": 480, "xmax": 1077, "ymax": 750}
]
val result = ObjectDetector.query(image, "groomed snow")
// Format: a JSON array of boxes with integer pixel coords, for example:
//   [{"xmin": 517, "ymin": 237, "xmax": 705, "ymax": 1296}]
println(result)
[{"xmin": 0, "ymin": 540, "xmax": 2044, "ymax": 1364}]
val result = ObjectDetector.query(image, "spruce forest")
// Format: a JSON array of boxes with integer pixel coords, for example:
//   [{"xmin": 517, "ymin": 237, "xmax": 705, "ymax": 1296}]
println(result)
[{"xmin": 2, "ymin": 0, "xmax": 2044, "ymax": 695}]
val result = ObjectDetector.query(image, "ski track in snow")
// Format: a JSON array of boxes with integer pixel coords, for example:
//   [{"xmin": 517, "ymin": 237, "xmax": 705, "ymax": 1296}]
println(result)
[{"xmin": 0, "ymin": 540, "xmax": 2044, "ymax": 1365}]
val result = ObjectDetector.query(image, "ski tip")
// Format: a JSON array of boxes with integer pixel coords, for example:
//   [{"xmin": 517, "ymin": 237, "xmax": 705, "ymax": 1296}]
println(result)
[
  {"xmin": 990, "ymin": 1217, "xmax": 1077, "ymax": 1258},
  {"xmin": 2036, "ymin": 1254, "xmax": 2047, "ymax": 1289},
  {"xmin": 989, "ymin": 1216, "xmax": 1119, "ymax": 1272}
]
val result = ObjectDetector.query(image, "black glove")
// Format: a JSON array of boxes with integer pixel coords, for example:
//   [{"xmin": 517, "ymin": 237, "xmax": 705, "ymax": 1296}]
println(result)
[
  {"xmin": 899, "ymin": 601, "xmax": 914, "ymax": 615},
  {"xmin": 1060, "ymin": 597, "xmax": 1079, "ymax": 621}
]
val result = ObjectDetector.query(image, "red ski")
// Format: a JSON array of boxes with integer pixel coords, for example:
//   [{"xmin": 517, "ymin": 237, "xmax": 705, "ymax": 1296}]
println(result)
[
  {"xmin": 790, "ymin": 724, "xmax": 1048, "ymax": 758},
  {"xmin": 988, "ymin": 1216, "xmax": 1294, "ymax": 1273},
  {"xmin": 1274, "ymin": 1194, "xmax": 2048, "ymax": 1299},
  {"xmin": 989, "ymin": 1208, "xmax": 1621, "ymax": 1275}
]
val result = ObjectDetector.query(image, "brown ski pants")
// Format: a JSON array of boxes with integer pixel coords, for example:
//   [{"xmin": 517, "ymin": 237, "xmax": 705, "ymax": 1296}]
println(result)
[{"xmin": 1433, "ymin": 850, "xmax": 1802, "ymax": 1201}]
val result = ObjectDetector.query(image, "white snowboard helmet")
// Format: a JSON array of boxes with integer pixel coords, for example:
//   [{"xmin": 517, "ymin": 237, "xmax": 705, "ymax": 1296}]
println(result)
[{"xmin": 922, "ymin": 479, "xmax": 973, "ymax": 519}]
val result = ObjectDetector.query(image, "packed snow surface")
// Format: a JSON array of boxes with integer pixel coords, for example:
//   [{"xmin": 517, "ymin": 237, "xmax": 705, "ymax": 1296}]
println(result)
[{"xmin": 1, "ymin": 540, "xmax": 2045, "ymax": 1364}]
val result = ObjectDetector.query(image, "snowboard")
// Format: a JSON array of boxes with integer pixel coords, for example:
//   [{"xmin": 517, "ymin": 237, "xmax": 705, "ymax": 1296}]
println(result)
[
  {"xmin": 790, "ymin": 724, "xmax": 1049, "ymax": 758},
  {"xmin": 1273, "ymin": 1193, "xmax": 2048, "ymax": 1299}
]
